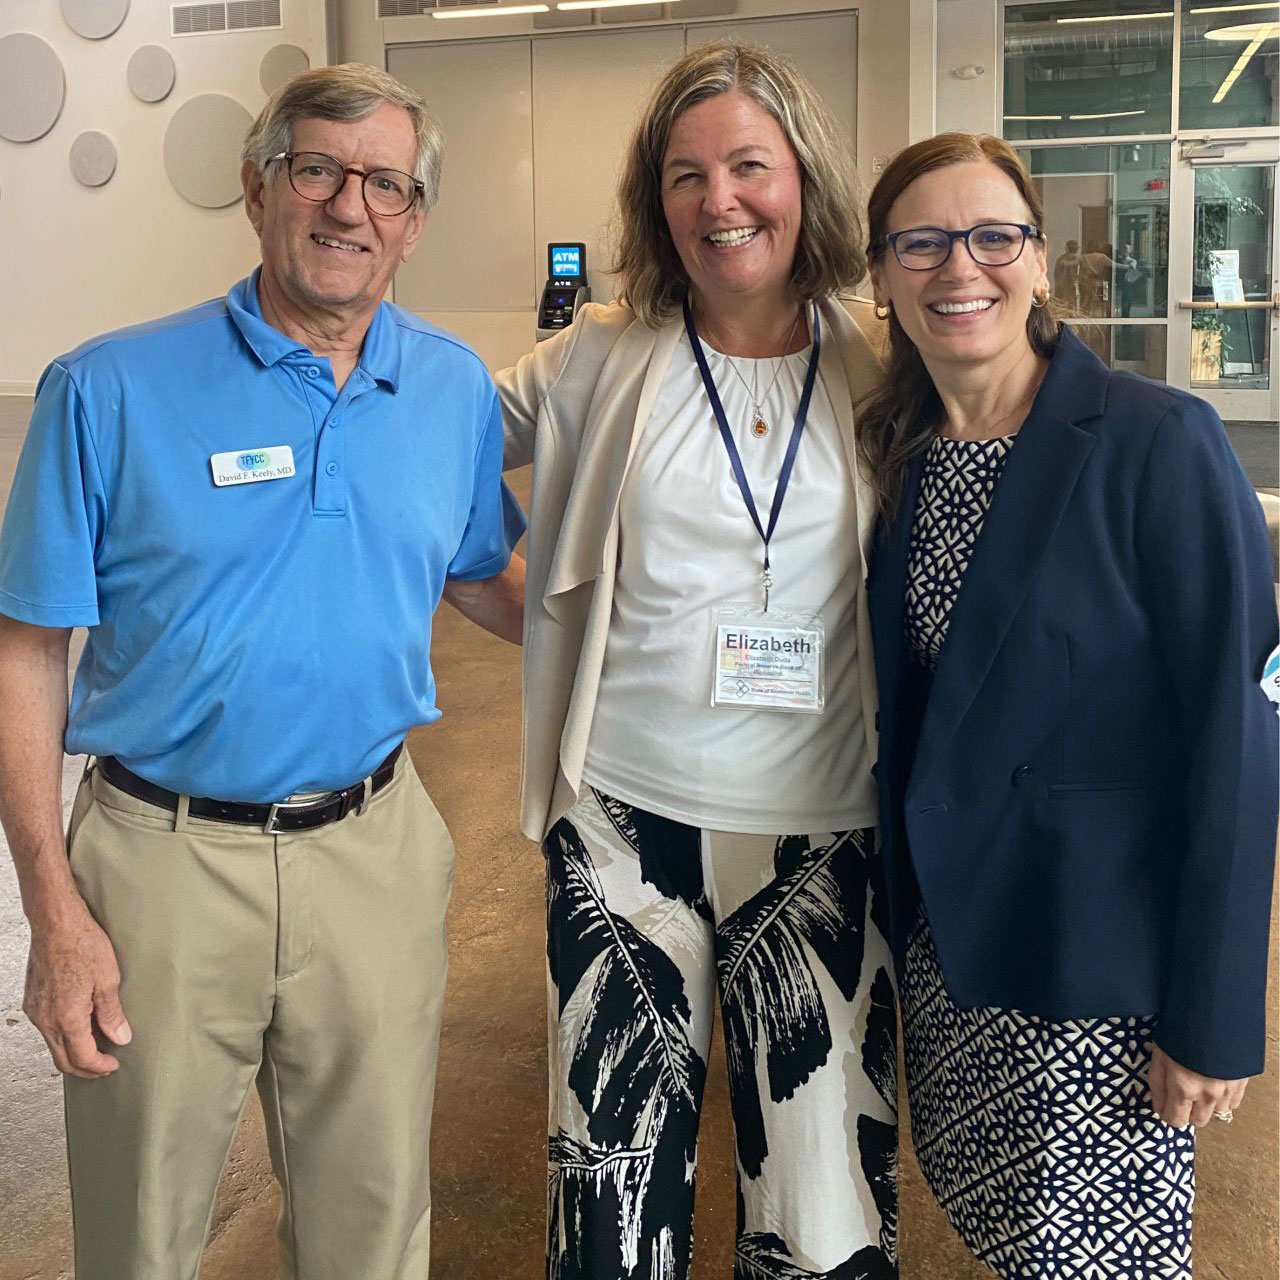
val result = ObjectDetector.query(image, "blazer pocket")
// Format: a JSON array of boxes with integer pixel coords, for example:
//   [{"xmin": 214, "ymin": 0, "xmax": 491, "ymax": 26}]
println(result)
[{"xmin": 1047, "ymin": 780, "xmax": 1151, "ymax": 795}]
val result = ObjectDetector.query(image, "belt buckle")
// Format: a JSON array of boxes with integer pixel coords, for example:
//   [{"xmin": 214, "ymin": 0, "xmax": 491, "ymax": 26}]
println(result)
[
  {"xmin": 264, "ymin": 796, "xmax": 327, "ymax": 835},
  {"xmin": 335, "ymin": 786, "xmax": 357, "ymax": 821}
]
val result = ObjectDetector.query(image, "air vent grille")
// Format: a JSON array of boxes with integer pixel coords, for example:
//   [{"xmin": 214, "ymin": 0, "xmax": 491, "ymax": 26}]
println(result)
[
  {"xmin": 172, "ymin": 1, "xmax": 282, "ymax": 36},
  {"xmin": 173, "ymin": 4, "xmax": 226, "ymax": 33},
  {"xmin": 228, "ymin": 0, "xmax": 282, "ymax": 28}
]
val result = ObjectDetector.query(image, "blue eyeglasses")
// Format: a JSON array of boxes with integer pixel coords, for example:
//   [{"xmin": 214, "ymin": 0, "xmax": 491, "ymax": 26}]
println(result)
[{"xmin": 876, "ymin": 222, "xmax": 1044, "ymax": 271}]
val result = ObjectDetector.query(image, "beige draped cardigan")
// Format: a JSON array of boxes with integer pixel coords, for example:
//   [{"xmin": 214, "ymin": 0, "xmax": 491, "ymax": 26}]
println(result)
[{"xmin": 495, "ymin": 296, "xmax": 885, "ymax": 842}]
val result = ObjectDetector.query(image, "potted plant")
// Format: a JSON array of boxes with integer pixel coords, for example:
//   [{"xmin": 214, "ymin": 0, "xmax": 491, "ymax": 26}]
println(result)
[{"xmin": 1191, "ymin": 311, "xmax": 1229, "ymax": 381}]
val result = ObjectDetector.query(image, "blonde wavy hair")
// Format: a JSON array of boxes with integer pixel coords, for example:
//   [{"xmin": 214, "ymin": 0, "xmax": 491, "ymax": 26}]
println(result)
[{"xmin": 613, "ymin": 43, "xmax": 866, "ymax": 326}]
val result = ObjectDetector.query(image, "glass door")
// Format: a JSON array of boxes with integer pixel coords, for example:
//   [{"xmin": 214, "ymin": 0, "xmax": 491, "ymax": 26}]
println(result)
[{"xmin": 1169, "ymin": 139, "xmax": 1279, "ymax": 423}]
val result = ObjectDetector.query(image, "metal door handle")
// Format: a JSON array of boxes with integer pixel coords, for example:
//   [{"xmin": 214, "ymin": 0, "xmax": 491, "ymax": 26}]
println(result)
[{"xmin": 1177, "ymin": 299, "xmax": 1280, "ymax": 310}]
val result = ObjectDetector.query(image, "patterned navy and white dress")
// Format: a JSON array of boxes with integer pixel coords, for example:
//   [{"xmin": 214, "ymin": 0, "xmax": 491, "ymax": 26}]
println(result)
[{"xmin": 898, "ymin": 434, "xmax": 1196, "ymax": 1280}]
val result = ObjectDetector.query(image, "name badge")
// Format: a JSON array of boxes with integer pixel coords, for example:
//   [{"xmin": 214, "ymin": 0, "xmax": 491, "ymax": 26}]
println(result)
[
  {"xmin": 1263, "ymin": 644, "xmax": 1280, "ymax": 708},
  {"xmin": 210, "ymin": 445, "xmax": 296, "ymax": 488},
  {"xmin": 712, "ymin": 602, "xmax": 825, "ymax": 714}
]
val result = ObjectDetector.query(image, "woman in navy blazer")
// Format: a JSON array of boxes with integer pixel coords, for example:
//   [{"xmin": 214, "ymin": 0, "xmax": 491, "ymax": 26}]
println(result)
[{"xmin": 858, "ymin": 133, "xmax": 1277, "ymax": 1280}]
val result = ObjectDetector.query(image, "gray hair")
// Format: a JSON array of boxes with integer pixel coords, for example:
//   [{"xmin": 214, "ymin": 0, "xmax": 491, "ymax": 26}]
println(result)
[
  {"xmin": 242, "ymin": 63, "xmax": 444, "ymax": 208},
  {"xmin": 614, "ymin": 42, "xmax": 866, "ymax": 326}
]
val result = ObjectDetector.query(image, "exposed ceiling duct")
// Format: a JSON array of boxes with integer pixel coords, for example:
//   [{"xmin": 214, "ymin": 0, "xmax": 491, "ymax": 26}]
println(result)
[{"xmin": 1004, "ymin": 18, "xmax": 1176, "ymax": 56}]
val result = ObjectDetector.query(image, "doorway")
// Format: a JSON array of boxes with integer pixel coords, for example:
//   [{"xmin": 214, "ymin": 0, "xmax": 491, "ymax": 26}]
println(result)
[{"xmin": 1169, "ymin": 137, "xmax": 1279, "ymax": 424}]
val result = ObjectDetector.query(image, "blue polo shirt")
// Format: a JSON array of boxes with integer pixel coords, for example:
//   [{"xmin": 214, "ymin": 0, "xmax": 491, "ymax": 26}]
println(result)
[{"xmin": 0, "ymin": 272, "xmax": 524, "ymax": 800}]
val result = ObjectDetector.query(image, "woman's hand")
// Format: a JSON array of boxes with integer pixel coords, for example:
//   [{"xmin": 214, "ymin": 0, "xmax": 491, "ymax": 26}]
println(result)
[{"xmin": 1149, "ymin": 1044, "xmax": 1248, "ymax": 1128}]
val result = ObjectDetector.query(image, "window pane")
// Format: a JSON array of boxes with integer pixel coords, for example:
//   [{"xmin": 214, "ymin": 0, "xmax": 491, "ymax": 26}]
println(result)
[
  {"xmin": 1180, "ymin": 1, "xmax": 1279, "ymax": 132},
  {"xmin": 1067, "ymin": 321, "xmax": 1170, "ymax": 378},
  {"xmin": 1004, "ymin": 0, "xmax": 1175, "ymax": 141},
  {"xmin": 1021, "ymin": 144, "xmax": 1172, "ymax": 318},
  {"xmin": 1190, "ymin": 163, "xmax": 1274, "ymax": 390}
]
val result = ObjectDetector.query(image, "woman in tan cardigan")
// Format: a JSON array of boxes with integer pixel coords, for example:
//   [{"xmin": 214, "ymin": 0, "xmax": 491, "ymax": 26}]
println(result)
[{"xmin": 497, "ymin": 45, "xmax": 894, "ymax": 1279}]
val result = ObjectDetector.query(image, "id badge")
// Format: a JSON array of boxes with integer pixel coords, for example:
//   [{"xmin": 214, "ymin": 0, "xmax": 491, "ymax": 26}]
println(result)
[
  {"xmin": 1263, "ymin": 643, "xmax": 1280, "ymax": 708},
  {"xmin": 210, "ymin": 445, "xmax": 296, "ymax": 487},
  {"xmin": 712, "ymin": 602, "xmax": 825, "ymax": 714}
]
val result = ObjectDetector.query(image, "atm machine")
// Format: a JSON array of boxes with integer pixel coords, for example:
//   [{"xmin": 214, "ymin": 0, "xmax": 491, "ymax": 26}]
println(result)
[{"xmin": 536, "ymin": 241, "xmax": 589, "ymax": 341}]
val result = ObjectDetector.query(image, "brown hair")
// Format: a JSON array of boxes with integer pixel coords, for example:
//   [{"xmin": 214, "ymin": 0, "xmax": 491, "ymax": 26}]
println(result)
[
  {"xmin": 856, "ymin": 132, "xmax": 1061, "ymax": 519},
  {"xmin": 612, "ymin": 43, "xmax": 866, "ymax": 326}
]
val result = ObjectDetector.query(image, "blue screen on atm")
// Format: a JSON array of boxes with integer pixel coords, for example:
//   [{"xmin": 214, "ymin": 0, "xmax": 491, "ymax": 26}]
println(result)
[{"xmin": 551, "ymin": 245, "xmax": 582, "ymax": 278}]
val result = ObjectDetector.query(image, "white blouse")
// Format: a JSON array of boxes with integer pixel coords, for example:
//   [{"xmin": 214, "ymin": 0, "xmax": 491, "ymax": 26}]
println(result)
[{"xmin": 580, "ymin": 321, "xmax": 876, "ymax": 835}]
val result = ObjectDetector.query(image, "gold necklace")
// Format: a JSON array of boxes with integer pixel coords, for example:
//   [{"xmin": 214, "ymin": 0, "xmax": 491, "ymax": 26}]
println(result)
[{"xmin": 715, "ymin": 308, "xmax": 805, "ymax": 439}]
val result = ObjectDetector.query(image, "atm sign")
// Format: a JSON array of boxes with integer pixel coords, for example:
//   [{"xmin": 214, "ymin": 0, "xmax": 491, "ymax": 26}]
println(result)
[{"xmin": 552, "ymin": 247, "xmax": 581, "ymax": 276}]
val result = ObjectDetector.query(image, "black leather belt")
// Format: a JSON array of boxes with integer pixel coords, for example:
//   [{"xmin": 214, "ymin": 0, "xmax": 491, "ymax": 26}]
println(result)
[{"xmin": 96, "ymin": 744, "xmax": 404, "ymax": 834}]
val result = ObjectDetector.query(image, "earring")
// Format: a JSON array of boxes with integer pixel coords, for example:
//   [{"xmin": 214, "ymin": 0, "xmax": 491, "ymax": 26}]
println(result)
[
  {"xmin": 874, "ymin": 301, "xmax": 892, "ymax": 320},
  {"xmin": 1031, "ymin": 287, "xmax": 1050, "ymax": 309}
]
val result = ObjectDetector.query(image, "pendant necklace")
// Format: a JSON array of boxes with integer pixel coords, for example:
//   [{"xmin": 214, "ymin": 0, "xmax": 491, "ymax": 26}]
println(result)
[{"xmin": 716, "ymin": 307, "xmax": 805, "ymax": 440}]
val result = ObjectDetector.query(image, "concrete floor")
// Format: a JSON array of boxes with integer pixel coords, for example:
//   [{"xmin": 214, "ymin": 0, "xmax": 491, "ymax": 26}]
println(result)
[
  {"xmin": 1223, "ymin": 421, "xmax": 1280, "ymax": 491},
  {"xmin": 0, "ymin": 391, "xmax": 1276, "ymax": 1279}
]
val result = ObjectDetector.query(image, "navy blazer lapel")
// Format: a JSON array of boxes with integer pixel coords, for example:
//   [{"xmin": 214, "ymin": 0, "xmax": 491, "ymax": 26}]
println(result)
[{"xmin": 909, "ymin": 330, "xmax": 1106, "ymax": 790}]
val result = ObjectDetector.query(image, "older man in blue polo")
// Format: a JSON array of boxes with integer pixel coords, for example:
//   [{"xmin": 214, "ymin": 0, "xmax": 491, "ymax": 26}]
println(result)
[{"xmin": 0, "ymin": 64, "xmax": 523, "ymax": 1278}]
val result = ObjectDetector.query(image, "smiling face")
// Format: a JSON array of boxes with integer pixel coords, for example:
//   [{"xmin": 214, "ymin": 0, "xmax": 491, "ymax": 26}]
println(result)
[
  {"xmin": 660, "ymin": 90, "xmax": 803, "ymax": 315},
  {"xmin": 870, "ymin": 160, "xmax": 1049, "ymax": 378},
  {"xmin": 242, "ymin": 102, "xmax": 426, "ymax": 336}
]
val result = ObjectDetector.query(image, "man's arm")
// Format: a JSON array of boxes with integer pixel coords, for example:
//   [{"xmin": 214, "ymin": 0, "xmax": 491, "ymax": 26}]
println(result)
[
  {"xmin": 441, "ymin": 554, "xmax": 526, "ymax": 646},
  {"xmin": 0, "ymin": 615, "xmax": 130, "ymax": 1077}
]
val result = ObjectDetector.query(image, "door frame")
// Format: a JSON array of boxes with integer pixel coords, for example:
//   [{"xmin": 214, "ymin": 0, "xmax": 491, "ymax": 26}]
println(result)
[{"xmin": 1168, "ymin": 135, "xmax": 1280, "ymax": 423}]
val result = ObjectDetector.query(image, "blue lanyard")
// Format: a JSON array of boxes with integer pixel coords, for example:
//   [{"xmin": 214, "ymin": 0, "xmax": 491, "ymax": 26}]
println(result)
[{"xmin": 682, "ymin": 296, "xmax": 821, "ymax": 610}]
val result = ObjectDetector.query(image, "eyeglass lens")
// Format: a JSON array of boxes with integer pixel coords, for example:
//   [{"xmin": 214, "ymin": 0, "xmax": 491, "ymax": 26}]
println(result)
[
  {"xmin": 895, "ymin": 223, "xmax": 1028, "ymax": 269},
  {"xmin": 288, "ymin": 152, "xmax": 417, "ymax": 215}
]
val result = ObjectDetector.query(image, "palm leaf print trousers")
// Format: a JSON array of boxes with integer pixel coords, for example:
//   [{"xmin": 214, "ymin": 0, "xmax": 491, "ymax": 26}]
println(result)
[{"xmin": 543, "ymin": 788, "xmax": 899, "ymax": 1280}]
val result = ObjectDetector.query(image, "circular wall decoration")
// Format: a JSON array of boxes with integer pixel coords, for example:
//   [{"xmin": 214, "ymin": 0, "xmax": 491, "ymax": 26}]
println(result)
[
  {"xmin": 61, "ymin": 0, "xmax": 130, "ymax": 40},
  {"xmin": 70, "ymin": 131, "xmax": 117, "ymax": 187},
  {"xmin": 163, "ymin": 94, "xmax": 254, "ymax": 209},
  {"xmin": 0, "ymin": 34, "xmax": 66, "ymax": 143},
  {"xmin": 127, "ymin": 45, "xmax": 175, "ymax": 103},
  {"xmin": 259, "ymin": 44, "xmax": 310, "ymax": 96}
]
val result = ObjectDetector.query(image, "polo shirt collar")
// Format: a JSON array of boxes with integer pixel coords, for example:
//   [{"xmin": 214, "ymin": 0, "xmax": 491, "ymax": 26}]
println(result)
[
  {"xmin": 225, "ymin": 269, "xmax": 402, "ymax": 392},
  {"xmin": 355, "ymin": 298, "xmax": 402, "ymax": 393}
]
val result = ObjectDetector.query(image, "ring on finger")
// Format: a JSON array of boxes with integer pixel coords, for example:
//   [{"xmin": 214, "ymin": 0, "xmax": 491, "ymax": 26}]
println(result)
[{"xmin": 1213, "ymin": 1108, "xmax": 1234, "ymax": 1123}]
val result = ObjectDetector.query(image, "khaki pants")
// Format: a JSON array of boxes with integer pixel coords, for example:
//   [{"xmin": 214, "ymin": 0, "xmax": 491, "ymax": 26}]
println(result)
[{"xmin": 63, "ymin": 754, "xmax": 455, "ymax": 1280}]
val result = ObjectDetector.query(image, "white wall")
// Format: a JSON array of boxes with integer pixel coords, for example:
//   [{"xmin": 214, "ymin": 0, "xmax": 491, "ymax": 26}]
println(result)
[
  {"xmin": 0, "ymin": 0, "xmax": 328, "ymax": 390},
  {"xmin": 909, "ymin": 0, "xmax": 938, "ymax": 142},
  {"xmin": 0, "ymin": 0, "xmax": 940, "ymax": 386},
  {"xmin": 339, "ymin": 0, "xmax": 915, "ymax": 370},
  {"xmin": 935, "ymin": 0, "xmax": 1000, "ymax": 137},
  {"xmin": 348, "ymin": 0, "xmax": 913, "ymax": 185}
]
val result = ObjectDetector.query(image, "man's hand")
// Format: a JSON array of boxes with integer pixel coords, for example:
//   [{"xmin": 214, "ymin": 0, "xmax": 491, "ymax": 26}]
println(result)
[
  {"xmin": 1149, "ymin": 1044, "xmax": 1248, "ymax": 1128},
  {"xmin": 0, "ymin": 616, "xmax": 129, "ymax": 1078},
  {"xmin": 25, "ymin": 904, "xmax": 131, "ymax": 1078}
]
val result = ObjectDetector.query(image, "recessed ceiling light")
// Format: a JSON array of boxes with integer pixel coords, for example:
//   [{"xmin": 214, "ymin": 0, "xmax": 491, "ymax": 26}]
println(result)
[
  {"xmin": 432, "ymin": 3, "xmax": 549, "ymax": 16},
  {"xmin": 1210, "ymin": 22, "xmax": 1276, "ymax": 100},
  {"xmin": 1056, "ymin": 11, "xmax": 1174, "ymax": 23},
  {"xmin": 1190, "ymin": 3, "xmax": 1279, "ymax": 13},
  {"xmin": 557, "ymin": 0, "xmax": 673, "ymax": 9},
  {"xmin": 1067, "ymin": 109, "xmax": 1149, "ymax": 119},
  {"xmin": 1203, "ymin": 19, "xmax": 1279, "ymax": 35}
]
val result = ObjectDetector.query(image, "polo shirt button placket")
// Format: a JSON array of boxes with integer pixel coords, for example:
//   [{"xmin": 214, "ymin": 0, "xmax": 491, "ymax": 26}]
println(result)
[{"xmin": 312, "ymin": 404, "xmax": 346, "ymax": 514}]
